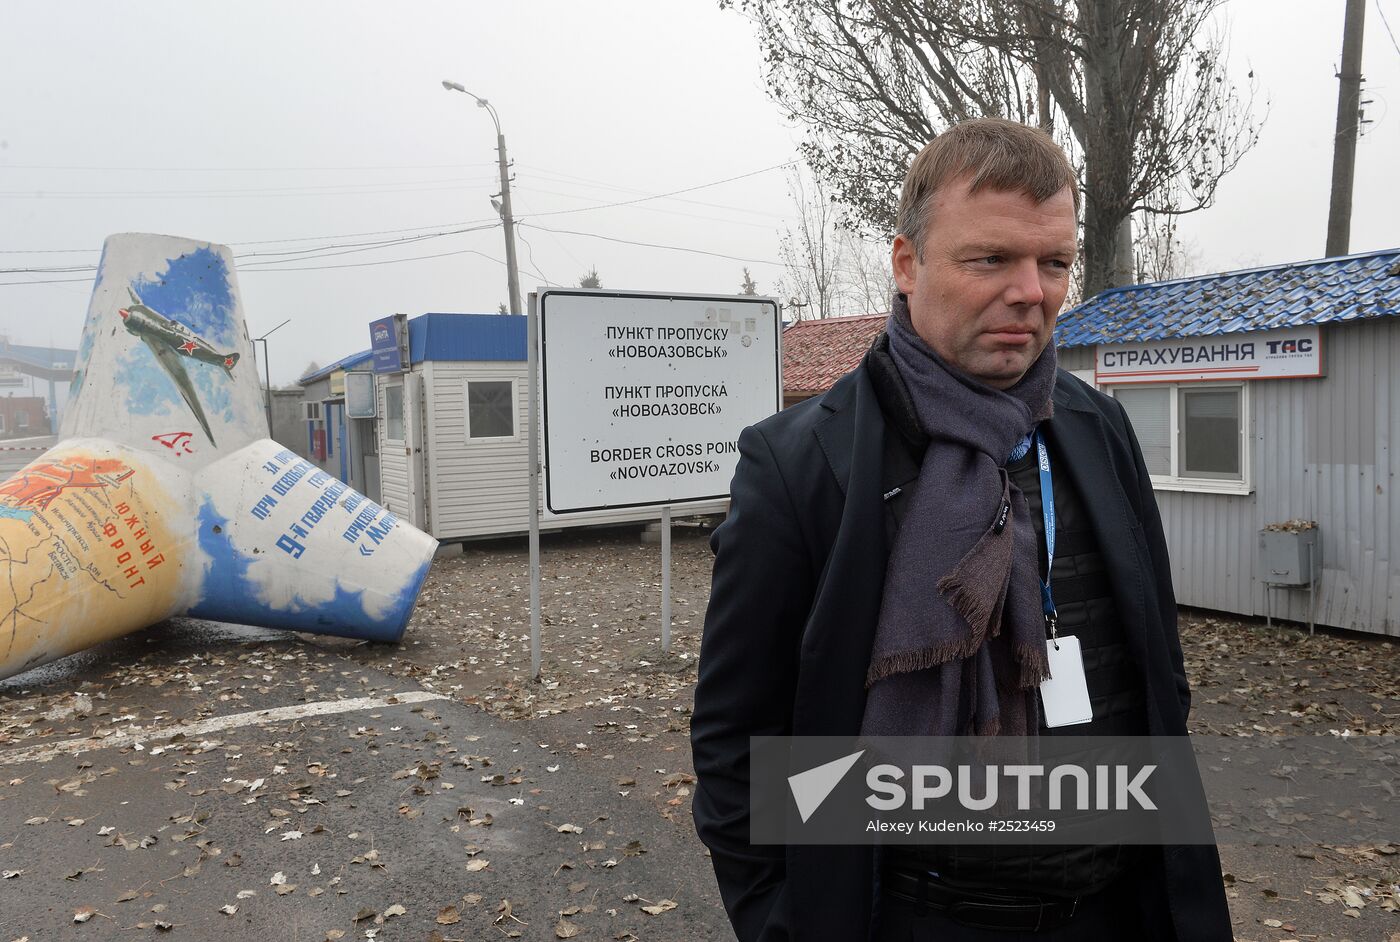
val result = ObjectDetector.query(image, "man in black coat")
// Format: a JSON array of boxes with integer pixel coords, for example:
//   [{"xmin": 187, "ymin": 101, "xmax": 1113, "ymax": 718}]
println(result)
[{"xmin": 691, "ymin": 118, "xmax": 1232, "ymax": 940}]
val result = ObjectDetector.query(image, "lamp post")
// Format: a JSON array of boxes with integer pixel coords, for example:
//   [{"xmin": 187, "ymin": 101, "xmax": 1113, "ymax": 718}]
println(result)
[
  {"xmin": 442, "ymin": 80, "xmax": 539, "ymax": 679},
  {"xmin": 441, "ymin": 80, "xmax": 523, "ymax": 318},
  {"xmin": 253, "ymin": 318, "xmax": 291, "ymax": 436}
]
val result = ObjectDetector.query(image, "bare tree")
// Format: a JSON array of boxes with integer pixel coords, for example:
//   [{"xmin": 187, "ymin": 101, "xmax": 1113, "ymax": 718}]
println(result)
[
  {"xmin": 724, "ymin": 0, "xmax": 1259, "ymax": 299},
  {"xmin": 1134, "ymin": 210, "xmax": 1204, "ymax": 283},
  {"xmin": 778, "ymin": 168, "xmax": 848, "ymax": 319},
  {"xmin": 840, "ymin": 232, "xmax": 897, "ymax": 315}
]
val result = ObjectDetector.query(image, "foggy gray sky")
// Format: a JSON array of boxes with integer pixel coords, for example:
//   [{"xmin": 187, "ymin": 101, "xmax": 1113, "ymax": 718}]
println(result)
[{"xmin": 2, "ymin": 0, "xmax": 1397, "ymax": 386}]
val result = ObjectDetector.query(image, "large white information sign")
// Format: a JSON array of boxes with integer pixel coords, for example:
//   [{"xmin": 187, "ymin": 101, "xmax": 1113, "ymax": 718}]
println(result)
[
  {"xmin": 539, "ymin": 289, "xmax": 781, "ymax": 513},
  {"xmin": 1095, "ymin": 325, "xmax": 1323, "ymax": 385}
]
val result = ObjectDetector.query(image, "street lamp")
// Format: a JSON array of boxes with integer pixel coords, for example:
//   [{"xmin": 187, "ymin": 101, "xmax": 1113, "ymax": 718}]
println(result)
[
  {"xmin": 441, "ymin": 80, "xmax": 523, "ymax": 319},
  {"xmin": 442, "ymin": 80, "xmax": 538, "ymax": 679},
  {"xmin": 253, "ymin": 318, "xmax": 291, "ymax": 435}
]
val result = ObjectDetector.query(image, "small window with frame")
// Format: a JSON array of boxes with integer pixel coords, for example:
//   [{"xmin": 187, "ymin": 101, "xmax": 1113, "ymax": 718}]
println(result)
[
  {"xmin": 1111, "ymin": 381, "xmax": 1249, "ymax": 494},
  {"xmin": 465, "ymin": 379, "xmax": 516, "ymax": 441},
  {"xmin": 385, "ymin": 383, "xmax": 405, "ymax": 442}
]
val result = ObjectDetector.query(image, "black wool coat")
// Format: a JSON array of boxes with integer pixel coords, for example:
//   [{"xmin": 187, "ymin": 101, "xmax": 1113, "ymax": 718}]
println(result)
[{"xmin": 690, "ymin": 362, "xmax": 1233, "ymax": 941}]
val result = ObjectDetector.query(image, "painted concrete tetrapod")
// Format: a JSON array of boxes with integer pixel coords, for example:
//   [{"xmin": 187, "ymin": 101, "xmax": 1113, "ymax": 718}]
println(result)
[{"xmin": 0, "ymin": 233, "xmax": 437, "ymax": 681}]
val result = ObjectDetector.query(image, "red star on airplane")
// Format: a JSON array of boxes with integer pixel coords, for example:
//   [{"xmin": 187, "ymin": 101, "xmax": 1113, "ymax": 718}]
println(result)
[
  {"xmin": 180, "ymin": 340, "xmax": 198, "ymax": 354},
  {"xmin": 224, "ymin": 356, "xmax": 236, "ymax": 368}
]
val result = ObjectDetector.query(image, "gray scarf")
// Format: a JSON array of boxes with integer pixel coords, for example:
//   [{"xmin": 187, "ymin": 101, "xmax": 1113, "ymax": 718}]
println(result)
[{"xmin": 860, "ymin": 295, "xmax": 1056, "ymax": 738}]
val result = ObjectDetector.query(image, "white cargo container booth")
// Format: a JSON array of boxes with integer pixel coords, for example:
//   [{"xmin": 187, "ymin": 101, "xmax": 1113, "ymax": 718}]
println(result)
[{"xmin": 369, "ymin": 312, "xmax": 729, "ymax": 541}]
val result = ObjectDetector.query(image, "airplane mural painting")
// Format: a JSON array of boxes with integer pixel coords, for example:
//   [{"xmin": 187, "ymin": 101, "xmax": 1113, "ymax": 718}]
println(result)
[
  {"xmin": 119, "ymin": 287, "xmax": 240, "ymax": 445},
  {"xmin": 0, "ymin": 233, "xmax": 437, "ymax": 682}
]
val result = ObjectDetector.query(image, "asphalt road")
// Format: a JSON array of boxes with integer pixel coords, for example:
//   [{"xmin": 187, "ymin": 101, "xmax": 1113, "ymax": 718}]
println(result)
[
  {"xmin": 0, "ymin": 619, "xmax": 733, "ymax": 942},
  {"xmin": 0, "ymin": 436, "xmax": 55, "ymax": 478}
]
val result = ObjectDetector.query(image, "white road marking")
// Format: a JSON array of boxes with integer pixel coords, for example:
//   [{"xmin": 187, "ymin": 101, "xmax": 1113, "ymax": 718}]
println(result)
[{"xmin": 0, "ymin": 691, "xmax": 448, "ymax": 766}]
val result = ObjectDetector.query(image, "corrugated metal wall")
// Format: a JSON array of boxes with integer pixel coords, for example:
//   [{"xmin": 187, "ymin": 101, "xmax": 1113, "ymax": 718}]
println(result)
[{"xmin": 1147, "ymin": 319, "xmax": 1398, "ymax": 636}]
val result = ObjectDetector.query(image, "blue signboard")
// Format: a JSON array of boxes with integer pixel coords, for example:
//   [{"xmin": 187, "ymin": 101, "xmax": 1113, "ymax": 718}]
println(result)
[{"xmin": 370, "ymin": 315, "xmax": 404, "ymax": 374}]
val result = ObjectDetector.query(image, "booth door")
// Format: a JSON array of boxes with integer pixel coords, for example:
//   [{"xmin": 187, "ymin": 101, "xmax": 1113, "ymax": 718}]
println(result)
[{"xmin": 402, "ymin": 372, "xmax": 430, "ymax": 533}]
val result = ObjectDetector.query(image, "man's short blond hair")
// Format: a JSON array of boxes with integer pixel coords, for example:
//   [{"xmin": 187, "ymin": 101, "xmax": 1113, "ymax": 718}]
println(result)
[{"xmin": 896, "ymin": 117, "xmax": 1080, "ymax": 258}]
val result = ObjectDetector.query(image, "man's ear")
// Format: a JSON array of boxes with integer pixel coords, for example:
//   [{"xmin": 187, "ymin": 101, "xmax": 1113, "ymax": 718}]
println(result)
[{"xmin": 891, "ymin": 234, "xmax": 919, "ymax": 295}]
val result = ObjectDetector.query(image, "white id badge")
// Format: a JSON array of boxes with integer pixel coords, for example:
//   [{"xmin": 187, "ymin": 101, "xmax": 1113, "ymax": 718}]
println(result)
[{"xmin": 1039, "ymin": 635, "xmax": 1093, "ymax": 727}]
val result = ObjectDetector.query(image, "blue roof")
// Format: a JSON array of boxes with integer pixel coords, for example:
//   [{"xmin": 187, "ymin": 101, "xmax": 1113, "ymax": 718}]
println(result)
[
  {"xmin": 1055, "ymin": 248, "xmax": 1400, "ymax": 348},
  {"xmin": 299, "ymin": 349, "xmax": 373, "ymax": 385},
  {"xmin": 297, "ymin": 313, "xmax": 526, "ymax": 385},
  {"xmin": 408, "ymin": 313, "xmax": 526, "ymax": 363}
]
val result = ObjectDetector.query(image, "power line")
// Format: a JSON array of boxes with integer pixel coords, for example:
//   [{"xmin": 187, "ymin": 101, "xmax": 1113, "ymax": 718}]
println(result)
[
  {"xmin": 0, "ymin": 160, "xmax": 795, "ymax": 254},
  {"xmin": 515, "ymin": 165, "xmax": 792, "ymax": 220},
  {"xmin": 0, "ymin": 180, "xmax": 502, "ymax": 200},
  {"xmin": 517, "ymin": 161, "xmax": 797, "ymax": 219},
  {"xmin": 235, "ymin": 224, "xmax": 499, "ymax": 267},
  {"xmin": 0, "ymin": 222, "xmax": 504, "ymax": 272},
  {"xmin": 0, "ymin": 218, "xmax": 486, "ymax": 254},
  {"xmin": 246, "ymin": 247, "xmax": 549, "ymax": 284},
  {"xmin": 513, "ymin": 184, "xmax": 779, "ymax": 230},
  {"xmin": 514, "ymin": 229, "xmax": 555, "ymax": 287},
  {"xmin": 518, "ymin": 222, "xmax": 786, "ymax": 268},
  {"xmin": 1378, "ymin": 0, "xmax": 1400, "ymax": 56}
]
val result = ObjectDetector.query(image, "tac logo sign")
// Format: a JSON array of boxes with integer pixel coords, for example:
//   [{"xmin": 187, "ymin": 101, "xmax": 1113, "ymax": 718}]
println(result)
[{"xmin": 1265, "ymin": 337, "xmax": 1313, "ymax": 355}]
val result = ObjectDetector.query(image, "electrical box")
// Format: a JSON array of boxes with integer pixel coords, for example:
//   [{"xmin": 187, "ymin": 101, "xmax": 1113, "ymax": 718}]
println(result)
[{"xmin": 1258, "ymin": 527, "xmax": 1318, "ymax": 586}]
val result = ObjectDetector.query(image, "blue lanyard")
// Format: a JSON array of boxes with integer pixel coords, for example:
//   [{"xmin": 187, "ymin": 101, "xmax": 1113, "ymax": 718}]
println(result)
[
  {"xmin": 1034, "ymin": 431, "xmax": 1058, "ymax": 636},
  {"xmin": 1010, "ymin": 430, "xmax": 1058, "ymax": 632}
]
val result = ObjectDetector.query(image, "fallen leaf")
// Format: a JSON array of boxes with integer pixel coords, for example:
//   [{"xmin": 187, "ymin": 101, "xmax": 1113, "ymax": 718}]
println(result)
[
  {"xmin": 555, "ymin": 918, "xmax": 581, "ymax": 938},
  {"xmin": 219, "ymin": 904, "xmax": 238, "ymax": 916},
  {"xmin": 556, "ymin": 824, "xmax": 584, "ymax": 834},
  {"xmin": 466, "ymin": 859, "xmax": 491, "ymax": 873},
  {"xmin": 641, "ymin": 899, "xmax": 678, "ymax": 915},
  {"xmin": 73, "ymin": 907, "xmax": 96, "ymax": 923},
  {"xmin": 437, "ymin": 906, "xmax": 461, "ymax": 925},
  {"xmin": 383, "ymin": 904, "xmax": 407, "ymax": 918}
]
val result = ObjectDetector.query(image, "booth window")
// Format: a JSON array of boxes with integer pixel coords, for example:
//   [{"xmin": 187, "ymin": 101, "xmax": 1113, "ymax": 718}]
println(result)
[
  {"xmin": 15, "ymin": 411, "xmax": 28, "ymax": 430},
  {"xmin": 385, "ymin": 383, "xmax": 405, "ymax": 442},
  {"xmin": 1111, "ymin": 383, "xmax": 1249, "ymax": 493},
  {"xmin": 466, "ymin": 379, "xmax": 515, "ymax": 440},
  {"xmin": 0, "ymin": 414, "xmax": 6, "ymax": 434}
]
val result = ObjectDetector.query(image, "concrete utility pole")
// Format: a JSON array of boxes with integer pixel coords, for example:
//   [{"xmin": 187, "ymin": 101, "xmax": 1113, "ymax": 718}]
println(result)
[
  {"xmin": 442, "ymin": 80, "xmax": 524, "ymax": 317},
  {"xmin": 1326, "ymin": 0, "xmax": 1366, "ymax": 258}
]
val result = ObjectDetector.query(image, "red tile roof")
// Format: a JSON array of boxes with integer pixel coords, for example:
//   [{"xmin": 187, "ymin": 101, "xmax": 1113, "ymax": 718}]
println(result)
[{"xmin": 783, "ymin": 313, "xmax": 888, "ymax": 395}]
